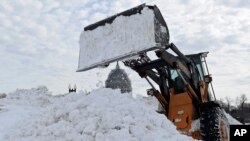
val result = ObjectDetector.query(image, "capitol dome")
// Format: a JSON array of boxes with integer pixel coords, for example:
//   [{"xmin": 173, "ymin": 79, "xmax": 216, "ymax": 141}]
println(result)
[{"xmin": 105, "ymin": 62, "xmax": 132, "ymax": 93}]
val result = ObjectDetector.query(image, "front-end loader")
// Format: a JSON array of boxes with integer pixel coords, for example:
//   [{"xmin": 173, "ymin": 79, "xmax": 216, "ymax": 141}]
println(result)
[{"xmin": 77, "ymin": 4, "xmax": 230, "ymax": 141}]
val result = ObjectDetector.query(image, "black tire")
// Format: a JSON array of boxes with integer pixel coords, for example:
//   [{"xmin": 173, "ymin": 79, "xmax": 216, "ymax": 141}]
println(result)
[{"xmin": 200, "ymin": 102, "xmax": 230, "ymax": 141}]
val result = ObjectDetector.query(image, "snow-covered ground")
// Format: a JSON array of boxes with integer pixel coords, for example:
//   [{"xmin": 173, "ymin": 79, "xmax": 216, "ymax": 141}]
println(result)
[
  {"xmin": 225, "ymin": 112, "xmax": 242, "ymax": 125},
  {"xmin": 0, "ymin": 86, "xmax": 240, "ymax": 141},
  {"xmin": 0, "ymin": 86, "xmax": 194, "ymax": 141}
]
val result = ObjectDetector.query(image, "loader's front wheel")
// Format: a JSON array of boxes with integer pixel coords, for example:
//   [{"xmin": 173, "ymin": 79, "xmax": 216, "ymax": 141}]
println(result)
[{"xmin": 200, "ymin": 102, "xmax": 229, "ymax": 141}]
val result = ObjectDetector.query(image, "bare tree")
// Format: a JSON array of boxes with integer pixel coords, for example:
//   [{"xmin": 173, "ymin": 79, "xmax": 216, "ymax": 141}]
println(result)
[
  {"xmin": 225, "ymin": 96, "xmax": 232, "ymax": 112},
  {"xmin": 238, "ymin": 94, "xmax": 248, "ymax": 110},
  {"xmin": 236, "ymin": 94, "xmax": 248, "ymax": 124}
]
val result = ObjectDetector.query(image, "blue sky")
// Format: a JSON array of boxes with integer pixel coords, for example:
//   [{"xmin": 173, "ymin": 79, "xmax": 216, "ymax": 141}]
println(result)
[{"xmin": 0, "ymin": 0, "xmax": 249, "ymax": 101}]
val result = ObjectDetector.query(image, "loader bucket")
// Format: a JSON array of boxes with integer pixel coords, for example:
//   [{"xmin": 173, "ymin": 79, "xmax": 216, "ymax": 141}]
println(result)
[{"xmin": 77, "ymin": 4, "xmax": 169, "ymax": 72}]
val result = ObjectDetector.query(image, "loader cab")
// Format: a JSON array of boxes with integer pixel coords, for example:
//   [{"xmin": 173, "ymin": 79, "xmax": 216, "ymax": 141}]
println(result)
[
  {"xmin": 186, "ymin": 52, "xmax": 210, "ymax": 81},
  {"xmin": 167, "ymin": 52, "xmax": 213, "ymax": 134},
  {"xmin": 169, "ymin": 52, "xmax": 211, "ymax": 95}
]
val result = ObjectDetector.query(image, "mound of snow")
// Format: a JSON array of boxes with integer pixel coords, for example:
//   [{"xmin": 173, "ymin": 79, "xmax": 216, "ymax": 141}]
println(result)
[
  {"xmin": 0, "ymin": 87, "xmax": 194, "ymax": 141},
  {"xmin": 225, "ymin": 112, "xmax": 242, "ymax": 125}
]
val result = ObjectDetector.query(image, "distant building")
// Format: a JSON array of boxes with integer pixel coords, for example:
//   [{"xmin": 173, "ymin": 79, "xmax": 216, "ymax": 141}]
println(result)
[
  {"xmin": 105, "ymin": 62, "xmax": 132, "ymax": 93},
  {"xmin": 0, "ymin": 93, "xmax": 6, "ymax": 99},
  {"xmin": 68, "ymin": 84, "xmax": 77, "ymax": 93}
]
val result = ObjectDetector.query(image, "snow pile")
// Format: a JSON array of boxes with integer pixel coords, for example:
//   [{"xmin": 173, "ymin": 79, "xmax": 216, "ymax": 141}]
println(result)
[
  {"xmin": 5, "ymin": 86, "xmax": 52, "ymax": 107},
  {"xmin": 225, "ymin": 112, "xmax": 242, "ymax": 125},
  {"xmin": 78, "ymin": 7, "xmax": 156, "ymax": 71},
  {"xmin": 0, "ymin": 87, "xmax": 194, "ymax": 141}
]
